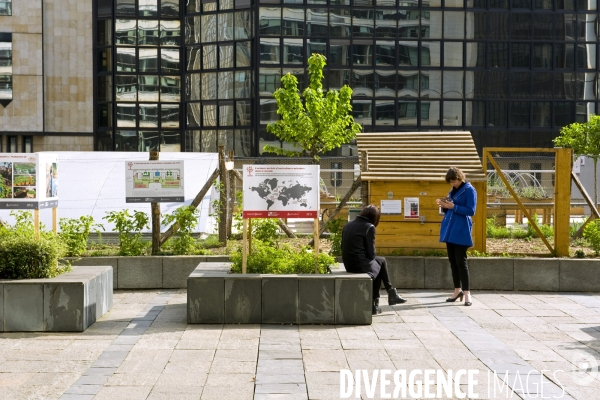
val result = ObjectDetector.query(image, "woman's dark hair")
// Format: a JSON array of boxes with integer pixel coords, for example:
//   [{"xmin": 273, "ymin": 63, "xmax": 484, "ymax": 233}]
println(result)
[
  {"xmin": 359, "ymin": 204, "xmax": 381, "ymax": 226},
  {"xmin": 445, "ymin": 167, "xmax": 466, "ymax": 183}
]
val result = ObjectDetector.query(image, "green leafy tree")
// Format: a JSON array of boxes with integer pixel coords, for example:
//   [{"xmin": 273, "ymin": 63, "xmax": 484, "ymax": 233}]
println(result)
[
  {"xmin": 265, "ymin": 53, "xmax": 362, "ymax": 162},
  {"xmin": 553, "ymin": 115, "xmax": 600, "ymax": 206}
]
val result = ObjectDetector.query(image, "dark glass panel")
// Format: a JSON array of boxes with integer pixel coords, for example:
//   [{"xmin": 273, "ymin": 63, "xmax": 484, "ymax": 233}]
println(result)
[
  {"xmin": 260, "ymin": 38, "xmax": 281, "ymax": 64},
  {"xmin": 510, "ymin": 13, "xmax": 532, "ymax": 40},
  {"xmin": 375, "ymin": 100, "xmax": 395, "ymax": 126},
  {"xmin": 375, "ymin": 42, "xmax": 395, "ymax": 66},
  {"xmin": 553, "ymin": 72, "xmax": 575, "ymax": 99},
  {"xmin": 235, "ymin": 11, "xmax": 252, "ymax": 40},
  {"xmin": 511, "ymin": 72, "xmax": 530, "ymax": 99},
  {"xmin": 186, "ymin": 47, "xmax": 202, "ymax": 71},
  {"xmin": 353, "ymin": 100, "xmax": 372, "ymax": 126},
  {"xmin": 235, "ymin": 129, "xmax": 253, "ymax": 157},
  {"xmin": 139, "ymin": 48, "xmax": 158, "ymax": 72},
  {"xmin": 161, "ymin": 0, "xmax": 179, "ymax": 16},
  {"xmin": 98, "ymin": 76, "xmax": 112, "ymax": 102},
  {"xmin": 185, "ymin": 16, "xmax": 201, "ymax": 45},
  {"xmin": 138, "ymin": 75, "xmax": 160, "ymax": 101},
  {"xmin": 352, "ymin": 43, "xmax": 373, "ymax": 66},
  {"xmin": 186, "ymin": 102, "xmax": 201, "ymax": 127},
  {"xmin": 533, "ymin": 44, "xmax": 552, "ymax": 69},
  {"xmin": 307, "ymin": 8, "xmax": 328, "ymax": 36},
  {"xmin": 328, "ymin": 69, "xmax": 351, "ymax": 90},
  {"xmin": 260, "ymin": 7, "xmax": 282, "ymax": 35},
  {"xmin": 97, "ymin": 20, "xmax": 112, "ymax": 46},
  {"xmin": 557, "ymin": 13, "xmax": 576, "ymax": 40},
  {"xmin": 488, "ymin": 13, "xmax": 508, "ymax": 39},
  {"xmin": 218, "ymin": 13, "xmax": 234, "ymax": 41},
  {"xmin": 532, "ymin": 72, "xmax": 553, "ymax": 99},
  {"xmin": 554, "ymin": 43, "xmax": 574, "ymax": 68},
  {"xmin": 115, "ymin": 75, "xmax": 137, "ymax": 101},
  {"xmin": 443, "ymin": 71, "xmax": 463, "ymax": 98},
  {"xmin": 488, "ymin": 102, "xmax": 507, "ymax": 127},
  {"xmin": 98, "ymin": 48, "xmax": 113, "ymax": 72},
  {"xmin": 533, "ymin": 13, "xmax": 554, "ymax": 39},
  {"xmin": 160, "ymin": 20, "xmax": 181, "ymax": 46},
  {"xmin": 203, "ymin": 104, "xmax": 217, "ymax": 126},
  {"xmin": 283, "ymin": 39, "xmax": 304, "ymax": 64},
  {"xmin": 161, "ymin": 104, "xmax": 180, "ymax": 128},
  {"xmin": 139, "ymin": 131, "xmax": 160, "ymax": 151},
  {"xmin": 398, "ymin": 9, "xmax": 420, "ymax": 38},
  {"xmin": 534, "ymin": 0, "xmax": 553, "ymax": 8},
  {"xmin": 115, "ymin": 20, "xmax": 137, "ymax": 45},
  {"xmin": 161, "ymin": 76, "xmax": 180, "ymax": 102},
  {"xmin": 258, "ymin": 68, "xmax": 281, "ymax": 96},
  {"xmin": 139, "ymin": 104, "xmax": 159, "ymax": 128},
  {"xmin": 468, "ymin": 12, "xmax": 487, "ymax": 39},
  {"xmin": 98, "ymin": 104, "xmax": 113, "ymax": 128},
  {"xmin": 353, "ymin": 10, "xmax": 374, "ymax": 38},
  {"xmin": 419, "ymin": 100, "xmax": 439, "ymax": 126},
  {"xmin": 421, "ymin": 70, "xmax": 442, "ymax": 97},
  {"xmin": 98, "ymin": 0, "xmax": 112, "ymax": 18},
  {"xmin": 352, "ymin": 70, "xmax": 374, "ymax": 97},
  {"xmin": 466, "ymin": 0, "xmax": 487, "ymax": 6},
  {"xmin": 329, "ymin": 40, "xmax": 351, "ymax": 66},
  {"xmin": 470, "ymin": 71, "xmax": 487, "ymax": 98},
  {"xmin": 375, "ymin": 70, "xmax": 397, "ymax": 97},
  {"xmin": 465, "ymin": 42, "xmax": 485, "ymax": 67},
  {"xmin": 236, "ymin": 100, "xmax": 252, "ymax": 126},
  {"xmin": 375, "ymin": 10, "xmax": 398, "ymax": 39},
  {"xmin": 511, "ymin": 43, "xmax": 530, "ymax": 68},
  {"xmin": 556, "ymin": 0, "xmax": 575, "ymax": 9},
  {"xmin": 115, "ymin": 130, "xmax": 138, "ymax": 151},
  {"xmin": 488, "ymin": 42, "xmax": 508, "ymax": 68},
  {"xmin": 554, "ymin": 102, "xmax": 573, "ymax": 126},
  {"xmin": 138, "ymin": 20, "xmax": 159, "ymax": 46},
  {"xmin": 465, "ymin": 101, "xmax": 485, "ymax": 126},
  {"xmin": 220, "ymin": 44, "xmax": 234, "ymax": 68},
  {"xmin": 282, "ymin": 8, "xmax": 305, "ymax": 36},
  {"xmin": 531, "ymin": 131, "xmax": 554, "ymax": 148},
  {"xmin": 489, "ymin": 0, "xmax": 509, "ymax": 7},
  {"xmin": 116, "ymin": 104, "xmax": 137, "ymax": 127},
  {"xmin": 96, "ymin": 130, "xmax": 113, "ymax": 151},
  {"xmin": 398, "ymin": 70, "xmax": 418, "ymax": 98},
  {"xmin": 510, "ymin": 102, "xmax": 529, "ymax": 126},
  {"xmin": 236, "ymin": 41, "xmax": 252, "ymax": 67},
  {"xmin": 307, "ymin": 38, "xmax": 326, "ymax": 56},
  {"xmin": 219, "ymin": 102, "xmax": 235, "ymax": 126},
  {"xmin": 509, "ymin": 131, "xmax": 531, "ymax": 146},
  {"xmin": 577, "ymin": 44, "xmax": 595, "ymax": 69},
  {"xmin": 577, "ymin": 0, "xmax": 597, "ymax": 9},
  {"xmin": 512, "ymin": 0, "xmax": 531, "ymax": 7},
  {"xmin": 187, "ymin": 0, "xmax": 201, "ymax": 12},
  {"xmin": 532, "ymin": 102, "xmax": 551, "ymax": 126},
  {"xmin": 575, "ymin": 101, "xmax": 594, "ymax": 122},
  {"xmin": 486, "ymin": 131, "xmax": 509, "ymax": 147},
  {"xmin": 444, "ymin": 42, "xmax": 463, "ymax": 67},
  {"xmin": 116, "ymin": 0, "xmax": 135, "ymax": 16},
  {"xmin": 330, "ymin": 9, "xmax": 351, "ymax": 38},
  {"xmin": 260, "ymin": 99, "xmax": 279, "ymax": 124}
]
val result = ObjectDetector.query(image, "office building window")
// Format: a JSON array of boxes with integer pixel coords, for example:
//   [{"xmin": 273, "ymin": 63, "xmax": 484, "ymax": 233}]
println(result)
[
  {"xmin": 0, "ymin": 33, "xmax": 12, "ymax": 107},
  {"xmin": 7, "ymin": 136, "xmax": 17, "ymax": 153},
  {"xmin": 22, "ymin": 136, "xmax": 33, "ymax": 153},
  {"xmin": 0, "ymin": 0, "xmax": 11, "ymax": 16}
]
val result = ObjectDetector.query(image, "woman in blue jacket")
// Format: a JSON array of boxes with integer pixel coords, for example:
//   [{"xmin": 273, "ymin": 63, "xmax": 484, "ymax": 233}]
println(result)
[{"xmin": 436, "ymin": 167, "xmax": 477, "ymax": 306}]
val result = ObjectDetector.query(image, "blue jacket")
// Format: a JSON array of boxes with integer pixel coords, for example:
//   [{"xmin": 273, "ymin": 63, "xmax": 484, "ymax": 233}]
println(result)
[{"xmin": 439, "ymin": 181, "xmax": 477, "ymax": 247}]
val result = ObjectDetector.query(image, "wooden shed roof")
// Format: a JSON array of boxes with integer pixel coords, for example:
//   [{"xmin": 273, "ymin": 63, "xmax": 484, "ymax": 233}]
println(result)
[{"xmin": 356, "ymin": 132, "xmax": 486, "ymax": 182}]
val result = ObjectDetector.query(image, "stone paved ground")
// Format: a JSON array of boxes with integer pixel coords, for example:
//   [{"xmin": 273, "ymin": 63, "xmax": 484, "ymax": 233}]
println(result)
[{"xmin": 1, "ymin": 290, "xmax": 600, "ymax": 400}]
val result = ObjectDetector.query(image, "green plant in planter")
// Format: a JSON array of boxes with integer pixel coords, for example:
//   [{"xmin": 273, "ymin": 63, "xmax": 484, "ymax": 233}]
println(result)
[
  {"xmin": 230, "ymin": 240, "xmax": 334, "ymax": 274},
  {"xmin": 59, "ymin": 216, "xmax": 104, "ymax": 257},
  {"xmin": 326, "ymin": 217, "xmax": 346, "ymax": 256},
  {"xmin": 583, "ymin": 219, "xmax": 600, "ymax": 255},
  {"xmin": 162, "ymin": 206, "xmax": 200, "ymax": 255},
  {"xmin": 104, "ymin": 210, "xmax": 149, "ymax": 256},
  {"xmin": 518, "ymin": 186, "xmax": 548, "ymax": 200}
]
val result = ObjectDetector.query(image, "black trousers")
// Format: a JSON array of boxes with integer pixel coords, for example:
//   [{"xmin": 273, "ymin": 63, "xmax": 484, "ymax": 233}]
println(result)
[
  {"xmin": 446, "ymin": 243, "xmax": 470, "ymax": 291},
  {"xmin": 373, "ymin": 256, "xmax": 393, "ymax": 299}
]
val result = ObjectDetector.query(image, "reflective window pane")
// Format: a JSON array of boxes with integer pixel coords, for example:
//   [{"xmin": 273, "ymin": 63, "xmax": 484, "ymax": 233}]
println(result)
[
  {"xmin": 353, "ymin": 70, "xmax": 374, "ymax": 97},
  {"xmin": 161, "ymin": 104, "xmax": 180, "ymax": 128},
  {"xmin": 98, "ymin": 48, "xmax": 113, "ymax": 72},
  {"xmin": 161, "ymin": 0, "xmax": 179, "ymax": 17},
  {"xmin": 235, "ymin": 71, "xmax": 252, "ymax": 98},
  {"xmin": 465, "ymin": 42, "xmax": 485, "ymax": 67},
  {"xmin": 201, "ymin": 130, "xmax": 217, "ymax": 153},
  {"xmin": 375, "ymin": 70, "xmax": 396, "ymax": 97},
  {"xmin": 511, "ymin": 43, "xmax": 530, "ymax": 68},
  {"xmin": 375, "ymin": 100, "xmax": 395, "ymax": 126},
  {"xmin": 330, "ymin": 9, "xmax": 351, "ymax": 38},
  {"xmin": 399, "ymin": 42, "xmax": 419, "ymax": 66},
  {"xmin": 533, "ymin": 13, "xmax": 554, "ymax": 40},
  {"xmin": 444, "ymin": 12, "xmax": 465, "ymax": 39},
  {"xmin": 98, "ymin": 103, "xmax": 113, "ymax": 127},
  {"xmin": 219, "ymin": 102, "xmax": 235, "ymax": 126},
  {"xmin": 201, "ymin": 72, "xmax": 217, "ymax": 99},
  {"xmin": 160, "ymin": 20, "xmax": 181, "ymax": 46},
  {"xmin": 161, "ymin": 48, "xmax": 179, "ymax": 73},
  {"xmin": 116, "ymin": 103, "xmax": 137, "ymax": 127},
  {"xmin": 398, "ymin": 100, "xmax": 417, "ymax": 125},
  {"xmin": 420, "ymin": 41, "xmax": 440, "ymax": 66},
  {"xmin": 444, "ymin": 42, "xmax": 463, "ymax": 67},
  {"xmin": 236, "ymin": 42, "xmax": 252, "ymax": 67},
  {"xmin": 201, "ymin": 15, "xmax": 217, "ymax": 42},
  {"xmin": 260, "ymin": 7, "xmax": 282, "ymax": 35},
  {"xmin": 219, "ymin": 130, "xmax": 234, "ymax": 153},
  {"xmin": 307, "ymin": 38, "xmax": 326, "ymax": 56},
  {"xmin": 139, "ymin": 104, "xmax": 159, "ymax": 127},
  {"xmin": 218, "ymin": 13, "xmax": 234, "ymax": 41},
  {"xmin": 465, "ymin": 101, "xmax": 485, "ymax": 126},
  {"xmin": 420, "ymin": 70, "xmax": 442, "ymax": 97},
  {"xmin": 235, "ymin": 11, "xmax": 252, "ymax": 40},
  {"xmin": 187, "ymin": 47, "xmax": 201, "ymax": 71},
  {"xmin": 420, "ymin": 101, "xmax": 440, "ymax": 126},
  {"xmin": 532, "ymin": 72, "xmax": 552, "ymax": 99},
  {"xmin": 466, "ymin": 12, "xmax": 487, "ymax": 40},
  {"xmin": 260, "ymin": 99, "xmax": 279, "ymax": 124},
  {"xmin": 443, "ymin": 71, "xmax": 464, "ymax": 98},
  {"xmin": 488, "ymin": 71, "xmax": 507, "ymax": 98},
  {"xmin": 307, "ymin": 8, "xmax": 328, "ymax": 36},
  {"xmin": 489, "ymin": 43, "xmax": 508, "ymax": 68},
  {"xmin": 353, "ymin": 42, "xmax": 373, "ymax": 65},
  {"xmin": 283, "ymin": 8, "xmax": 305, "ymax": 36},
  {"xmin": 185, "ymin": 16, "xmax": 201, "ymax": 45},
  {"xmin": 203, "ymin": 45, "xmax": 217, "ymax": 69},
  {"xmin": 443, "ymin": 101, "xmax": 462, "ymax": 126},
  {"xmin": 283, "ymin": 39, "xmax": 303, "ymax": 64},
  {"xmin": 98, "ymin": 20, "xmax": 112, "ymax": 46},
  {"xmin": 423, "ymin": 11, "xmax": 442, "ymax": 39},
  {"xmin": 511, "ymin": 13, "xmax": 532, "ymax": 40},
  {"xmin": 186, "ymin": 73, "xmax": 201, "ymax": 100},
  {"xmin": 375, "ymin": 41, "xmax": 395, "ymax": 66},
  {"xmin": 353, "ymin": 100, "xmax": 372, "ymax": 126},
  {"xmin": 116, "ymin": 20, "xmax": 137, "ymax": 45},
  {"xmin": 353, "ymin": 9, "xmax": 374, "ymax": 37},
  {"xmin": 161, "ymin": 131, "xmax": 181, "ymax": 152},
  {"xmin": 203, "ymin": 104, "xmax": 217, "ymax": 126},
  {"xmin": 98, "ymin": 76, "xmax": 112, "ymax": 102},
  {"xmin": 139, "ymin": 20, "xmax": 159, "ymax": 45},
  {"xmin": 236, "ymin": 100, "xmax": 252, "ymax": 126},
  {"xmin": 330, "ymin": 40, "xmax": 350, "ymax": 66},
  {"xmin": 116, "ymin": 0, "xmax": 135, "ymax": 16},
  {"xmin": 488, "ymin": 101, "xmax": 507, "ymax": 127},
  {"xmin": 398, "ymin": 71, "xmax": 419, "ymax": 98},
  {"xmin": 219, "ymin": 71, "xmax": 234, "ymax": 99},
  {"xmin": 532, "ymin": 102, "xmax": 551, "ymax": 126},
  {"xmin": 510, "ymin": 101, "xmax": 529, "ymax": 127},
  {"xmin": 533, "ymin": 44, "xmax": 552, "ymax": 69},
  {"xmin": 220, "ymin": 45, "xmax": 234, "ymax": 69},
  {"xmin": 375, "ymin": 9, "xmax": 398, "ymax": 38},
  {"xmin": 139, "ymin": 48, "xmax": 158, "ymax": 72},
  {"xmin": 187, "ymin": 102, "xmax": 201, "ymax": 127},
  {"xmin": 161, "ymin": 76, "xmax": 181, "ymax": 102},
  {"xmin": 328, "ymin": 69, "xmax": 351, "ymax": 90},
  {"xmin": 115, "ymin": 130, "xmax": 138, "ymax": 151},
  {"xmin": 139, "ymin": 0, "xmax": 158, "ymax": 17},
  {"xmin": 235, "ymin": 129, "xmax": 253, "ymax": 157},
  {"xmin": 138, "ymin": 75, "xmax": 159, "ymax": 101},
  {"xmin": 116, "ymin": 75, "xmax": 138, "ymax": 101},
  {"xmin": 260, "ymin": 38, "xmax": 281, "ymax": 64},
  {"xmin": 139, "ymin": 131, "xmax": 160, "ymax": 151}
]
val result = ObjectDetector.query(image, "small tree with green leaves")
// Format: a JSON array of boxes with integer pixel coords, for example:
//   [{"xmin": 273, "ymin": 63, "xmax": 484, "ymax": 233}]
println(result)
[
  {"xmin": 553, "ymin": 115, "xmax": 600, "ymax": 206},
  {"xmin": 265, "ymin": 53, "xmax": 362, "ymax": 162}
]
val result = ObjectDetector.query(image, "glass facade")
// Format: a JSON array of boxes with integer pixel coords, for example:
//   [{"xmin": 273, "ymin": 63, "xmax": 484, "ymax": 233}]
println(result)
[
  {"xmin": 94, "ymin": 0, "xmax": 600, "ymax": 155},
  {"xmin": 0, "ymin": 33, "xmax": 12, "ymax": 107},
  {"xmin": 0, "ymin": 0, "xmax": 11, "ymax": 16}
]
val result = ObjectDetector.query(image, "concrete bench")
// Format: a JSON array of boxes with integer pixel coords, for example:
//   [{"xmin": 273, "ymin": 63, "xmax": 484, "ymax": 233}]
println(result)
[
  {"xmin": 0, "ymin": 265, "xmax": 113, "ymax": 332},
  {"xmin": 187, "ymin": 263, "xmax": 372, "ymax": 325}
]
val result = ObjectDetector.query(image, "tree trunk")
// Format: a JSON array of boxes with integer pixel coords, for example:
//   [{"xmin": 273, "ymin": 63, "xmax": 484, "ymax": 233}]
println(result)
[
  {"xmin": 277, "ymin": 219, "xmax": 296, "ymax": 238},
  {"xmin": 150, "ymin": 151, "xmax": 161, "ymax": 255}
]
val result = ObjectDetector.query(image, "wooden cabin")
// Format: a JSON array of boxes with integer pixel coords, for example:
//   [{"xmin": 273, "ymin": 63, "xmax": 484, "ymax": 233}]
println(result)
[{"xmin": 356, "ymin": 132, "xmax": 486, "ymax": 255}]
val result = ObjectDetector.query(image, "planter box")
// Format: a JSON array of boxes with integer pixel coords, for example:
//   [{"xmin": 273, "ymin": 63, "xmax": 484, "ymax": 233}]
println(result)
[
  {"xmin": 0, "ymin": 266, "xmax": 113, "ymax": 332},
  {"xmin": 187, "ymin": 263, "xmax": 372, "ymax": 325}
]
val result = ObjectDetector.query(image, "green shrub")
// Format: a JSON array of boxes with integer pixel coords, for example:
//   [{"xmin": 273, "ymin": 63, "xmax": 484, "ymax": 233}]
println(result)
[
  {"xmin": 486, "ymin": 217, "xmax": 530, "ymax": 239},
  {"xmin": 326, "ymin": 218, "xmax": 346, "ymax": 257},
  {"xmin": 252, "ymin": 218, "xmax": 280, "ymax": 245},
  {"xmin": 162, "ymin": 206, "xmax": 200, "ymax": 255},
  {"xmin": 59, "ymin": 216, "xmax": 104, "ymax": 257},
  {"xmin": 0, "ymin": 211, "xmax": 69, "ymax": 279},
  {"xmin": 199, "ymin": 234, "xmax": 222, "ymax": 249},
  {"xmin": 103, "ymin": 210, "xmax": 149, "ymax": 256},
  {"xmin": 583, "ymin": 219, "xmax": 600, "ymax": 255},
  {"xmin": 230, "ymin": 240, "xmax": 334, "ymax": 274},
  {"xmin": 526, "ymin": 214, "xmax": 554, "ymax": 238},
  {"xmin": 574, "ymin": 249, "xmax": 586, "ymax": 258}
]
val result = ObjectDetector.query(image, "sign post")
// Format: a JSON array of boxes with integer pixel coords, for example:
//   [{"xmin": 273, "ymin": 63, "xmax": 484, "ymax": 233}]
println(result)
[{"xmin": 242, "ymin": 165, "xmax": 320, "ymax": 273}]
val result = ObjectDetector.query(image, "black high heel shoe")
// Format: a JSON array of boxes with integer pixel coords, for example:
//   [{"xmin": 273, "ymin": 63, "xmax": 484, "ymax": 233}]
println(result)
[{"xmin": 446, "ymin": 291, "xmax": 464, "ymax": 302}]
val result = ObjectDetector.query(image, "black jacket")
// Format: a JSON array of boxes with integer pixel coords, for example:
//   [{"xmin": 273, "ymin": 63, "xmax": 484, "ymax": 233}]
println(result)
[{"xmin": 341, "ymin": 216, "xmax": 380, "ymax": 279}]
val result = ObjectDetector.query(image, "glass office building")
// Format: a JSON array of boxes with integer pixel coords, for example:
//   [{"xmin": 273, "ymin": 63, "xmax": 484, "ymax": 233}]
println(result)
[{"xmin": 94, "ymin": 0, "xmax": 599, "ymax": 156}]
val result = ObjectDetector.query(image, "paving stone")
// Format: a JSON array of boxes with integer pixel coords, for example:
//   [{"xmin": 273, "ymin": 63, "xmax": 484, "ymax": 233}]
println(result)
[{"xmin": 255, "ymin": 383, "xmax": 307, "ymax": 394}]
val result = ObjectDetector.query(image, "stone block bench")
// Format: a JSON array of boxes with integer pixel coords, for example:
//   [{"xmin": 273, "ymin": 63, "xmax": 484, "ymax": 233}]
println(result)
[
  {"xmin": 0, "ymin": 266, "xmax": 113, "ymax": 332},
  {"xmin": 187, "ymin": 263, "xmax": 372, "ymax": 325}
]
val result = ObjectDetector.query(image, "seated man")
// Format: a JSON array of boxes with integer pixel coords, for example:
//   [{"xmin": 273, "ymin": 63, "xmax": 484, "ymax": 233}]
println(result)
[{"xmin": 341, "ymin": 204, "xmax": 407, "ymax": 314}]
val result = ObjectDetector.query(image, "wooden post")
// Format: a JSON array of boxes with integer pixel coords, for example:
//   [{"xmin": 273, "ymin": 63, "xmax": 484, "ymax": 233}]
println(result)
[
  {"xmin": 472, "ymin": 181, "xmax": 486, "ymax": 253},
  {"xmin": 52, "ymin": 207, "xmax": 57, "ymax": 233},
  {"xmin": 242, "ymin": 218, "xmax": 248, "ymax": 274},
  {"xmin": 218, "ymin": 146, "xmax": 227, "ymax": 244},
  {"xmin": 313, "ymin": 217, "xmax": 319, "ymax": 273},
  {"xmin": 150, "ymin": 151, "xmax": 160, "ymax": 255},
  {"xmin": 34, "ymin": 209, "xmax": 40, "ymax": 240},
  {"xmin": 554, "ymin": 148, "xmax": 572, "ymax": 257}
]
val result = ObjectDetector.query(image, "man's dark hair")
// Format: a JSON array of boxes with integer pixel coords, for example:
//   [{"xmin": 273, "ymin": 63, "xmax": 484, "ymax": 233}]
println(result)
[
  {"xmin": 445, "ymin": 167, "xmax": 466, "ymax": 183},
  {"xmin": 359, "ymin": 204, "xmax": 381, "ymax": 226}
]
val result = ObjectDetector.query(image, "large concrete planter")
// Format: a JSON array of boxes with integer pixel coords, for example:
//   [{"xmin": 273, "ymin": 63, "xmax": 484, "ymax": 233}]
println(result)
[
  {"xmin": 187, "ymin": 263, "xmax": 372, "ymax": 325},
  {"xmin": 68, "ymin": 255, "xmax": 230, "ymax": 289},
  {"xmin": 0, "ymin": 266, "xmax": 113, "ymax": 332}
]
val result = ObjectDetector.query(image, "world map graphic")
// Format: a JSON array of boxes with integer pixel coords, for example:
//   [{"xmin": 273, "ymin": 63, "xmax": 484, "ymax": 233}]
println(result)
[{"xmin": 250, "ymin": 178, "xmax": 313, "ymax": 210}]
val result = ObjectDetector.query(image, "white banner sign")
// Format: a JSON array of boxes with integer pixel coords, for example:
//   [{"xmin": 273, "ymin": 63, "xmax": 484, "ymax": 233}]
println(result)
[
  {"xmin": 0, "ymin": 153, "xmax": 58, "ymax": 209},
  {"xmin": 125, "ymin": 160, "xmax": 185, "ymax": 202}
]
